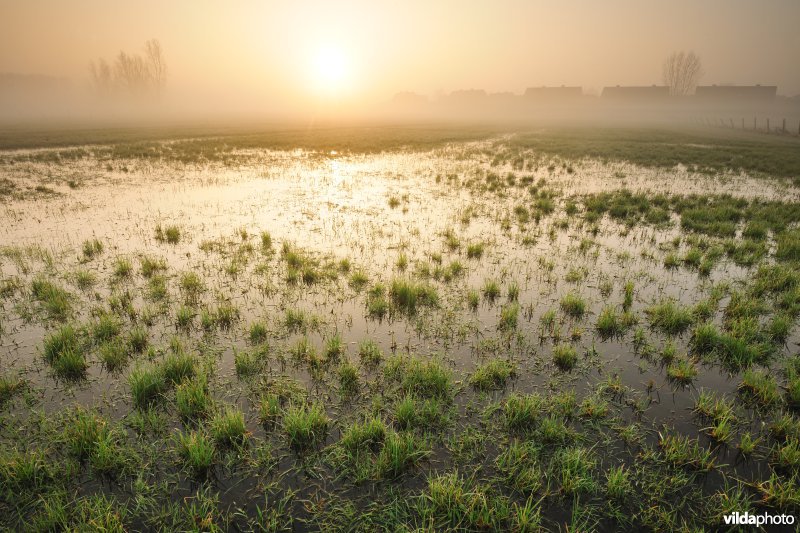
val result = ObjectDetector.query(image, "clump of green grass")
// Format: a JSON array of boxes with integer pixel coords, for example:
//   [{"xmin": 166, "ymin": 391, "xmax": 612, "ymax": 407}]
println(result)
[
  {"xmin": 605, "ymin": 465, "xmax": 631, "ymax": 501},
  {"xmin": 504, "ymin": 393, "xmax": 544, "ymax": 433},
  {"xmin": 175, "ymin": 430, "xmax": 214, "ymax": 478},
  {"xmin": 506, "ymin": 282, "xmax": 519, "ymax": 302},
  {"xmin": 443, "ymin": 228, "xmax": 460, "ymax": 250},
  {"xmin": 390, "ymin": 279, "xmax": 438, "ymax": 314},
  {"xmin": 43, "ymin": 323, "xmax": 80, "ymax": 364},
  {"xmin": 140, "ymin": 256, "xmax": 167, "ymax": 278},
  {"xmin": 289, "ymin": 337, "xmax": 318, "ymax": 367},
  {"xmin": 358, "ymin": 339, "xmax": 383, "ymax": 366},
  {"xmin": 776, "ymin": 230, "xmax": 800, "ymax": 262},
  {"xmin": 645, "ymin": 300, "xmax": 694, "ymax": 336},
  {"xmin": 112, "ymin": 257, "xmax": 133, "ymax": 279},
  {"xmin": 0, "ymin": 449, "xmax": 54, "ymax": 495},
  {"xmin": 666, "ymin": 357, "xmax": 698, "ymax": 385},
  {"xmin": 658, "ymin": 431, "xmax": 715, "ymax": 471},
  {"xmin": 82, "ymin": 238, "xmax": 103, "ymax": 260},
  {"xmin": 482, "ymin": 279, "xmax": 501, "ymax": 301},
  {"xmin": 786, "ymin": 370, "xmax": 800, "ymax": 410},
  {"xmin": 128, "ymin": 325, "xmax": 148, "ymax": 353},
  {"xmin": 338, "ymin": 360, "xmax": 359, "ymax": 396},
  {"xmin": 469, "ymin": 359, "xmax": 516, "ymax": 391},
  {"xmin": 349, "ymin": 270, "xmax": 369, "ymax": 290},
  {"xmin": 663, "ymin": 253, "xmax": 680, "ymax": 269},
  {"xmin": 396, "ymin": 253, "xmax": 408, "ymax": 271},
  {"xmin": 693, "ymin": 392, "xmax": 736, "ymax": 443},
  {"xmin": 42, "ymin": 324, "xmax": 87, "ymax": 379},
  {"xmin": 557, "ymin": 446, "xmax": 597, "ymax": 495},
  {"xmin": 324, "ymin": 334, "xmax": 345, "ymax": 362},
  {"xmin": 175, "ymin": 305, "xmax": 195, "ymax": 330},
  {"xmin": 0, "ymin": 375, "xmax": 26, "ymax": 406},
  {"xmin": 62, "ymin": 408, "xmax": 107, "ymax": 458},
  {"xmin": 738, "ymin": 432, "xmax": 759, "ymax": 456},
  {"xmin": 498, "ymin": 302, "xmax": 519, "ymax": 330},
  {"xmin": 179, "ymin": 271, "xmax": 204, "ymax": 303},
  {"xmin": 176, "ymin": 376, "xmax": 211, "ymax": 420},
  {"xmin": 419, "ymin": 472, "xmax": 509, "ymax": 530},
  {"xmin": 97, "ymin": 340, "xmax": 129, "ymax": 372},
  {"xmin": 73, "ymin": 269, "xmax": 96, "ymax": 290},
  {"xmin": 390, "ymin": 357, "xmax": 453, "ymax": 399},
  {"xmin": 260, "ymin": 231, "xmax": 272, "ymax": 251},
  {"xmin": 552, "ymin": 344, "xmax": 578, "ymax": 371},
  {"xmin": 393, "ymin": 395, "xmax": 449, "ymax": 431},
  {"xmin": 129, "ymin": 363, "xmax": 167, "ymax": 409},
  {"xmin": 147, "ymin": 274, "xmax": 168, "ymax": 301},
  {"xmin": 92, "ymin": 312, "xmax": 121, "ymax": 342},
  {"xmin": 248, "ymin": 321, "xmax": 269, "ymax": 344},
  {"xmin": 738, "ymin": 369, "xmax": 781, "ymax": 407},
  {"xmin": 467, "ymin": 289, "xmax": 479, "ymax": 311},
  {"xmin": 155, "ymin": 224, "xmax": 181, "ymax": 244},
  {"xmin": 31, "ymin": 277, "xmax": 71, "ymax": 321},
  {"xmin": 495, "ymin": 440, "xmax": 543, "ymax": 494},
  {"xmin": 376, "ymin": 432, "xmax": 428, "ymax": 478},
  {"xmin": 367, "ymin": 292, "xmax": 390, "ymax": 319},
  {"xmin": 258, "ymin": 393, "xmax": 282, "ymax": 427},
  {"xmin": 340, "ymin": 417, "xmax": 387, "ymax": 455},
  {"xmin": 770, "ymin": 412, "xmax": 800, "ymax": 442},
  {"xmin": 283, "ymin": 403, "xmax": 329, "ymax": 450},
  {"xmin": 560, "ymin": 292, "xmax": 586, "ymax": 318},
  {"xmin": 234, "ymin": 349, "xmax": 260, "ymax": 378},
  {"xmin": 213, "ymin": 302, "xmax": 239, "ymax": 329},
  {"xmin": 210, "ymin": 406, "xmax": 248, "ymax": 448},
  {"xmin": 161, "ymin": 351, "xmax": 197, "ymax": 385},
  {"xmin": 622, "ymin": 281, "xmax": 634, "ymax": 310},
  {"xmin": 283, "ymin": 308, "xmax": 309, "ymax": 332},
  {"xmin": 595, "ymin": 306, "xmax": 622, "ymax": 338}
]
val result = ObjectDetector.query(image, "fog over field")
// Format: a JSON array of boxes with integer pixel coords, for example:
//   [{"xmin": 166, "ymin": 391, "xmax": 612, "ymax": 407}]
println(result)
[{"xmin": 1, "ymin": 0, "xmax": 799, "ymax": 124}]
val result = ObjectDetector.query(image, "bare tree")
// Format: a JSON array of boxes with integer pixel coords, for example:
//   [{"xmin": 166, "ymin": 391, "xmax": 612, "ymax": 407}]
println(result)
[
  {"xmin": 144, "ymin": 39, "xmax": 167, "ymax": 93},
  {"xmin": 89, "ymin": 58, "xmax": 113, "ymax": 95},
  {"xmin": 114, "ymin": 51, "xmax": 149, "ymax": 95},
  {"xmin": 662, "ymin": 51, "xmax": 703, "ymax": 96},
  {"xmin": 88, "ymin": 39, "xmax": 167, "ymax": 98}
]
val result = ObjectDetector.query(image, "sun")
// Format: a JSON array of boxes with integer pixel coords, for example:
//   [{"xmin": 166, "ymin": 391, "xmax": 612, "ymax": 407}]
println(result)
[{"xmin": 311, "ymin": 45, "xmax": 349, "ymax": 93}]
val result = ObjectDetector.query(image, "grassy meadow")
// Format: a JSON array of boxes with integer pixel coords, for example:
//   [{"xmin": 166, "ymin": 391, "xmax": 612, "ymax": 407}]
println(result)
[{"xmin": 0, "ymin": 125, "xmax": 799, "ymax": 531}]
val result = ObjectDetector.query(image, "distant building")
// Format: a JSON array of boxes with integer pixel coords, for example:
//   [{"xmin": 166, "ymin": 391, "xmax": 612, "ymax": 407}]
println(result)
[
  {"xmin": 601, "ymin": 85, "xmax": 669, "ymax": 102},
  {"xmin": 694, "ymin": 85, "xmax": 776, "ymax": 104},
  {"xmin": 524, "ymin": 86, "xmax": 582, "ymax": 100},
  {"xmin": 447, "ymin": 89, "xmax": 488, "ymax": 102}
]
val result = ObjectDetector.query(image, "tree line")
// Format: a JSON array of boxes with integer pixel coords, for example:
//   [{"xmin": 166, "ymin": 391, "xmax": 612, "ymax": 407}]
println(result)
[{"xmin": 89, "ymin": 39, "xmax": 166, "ymax": 98}]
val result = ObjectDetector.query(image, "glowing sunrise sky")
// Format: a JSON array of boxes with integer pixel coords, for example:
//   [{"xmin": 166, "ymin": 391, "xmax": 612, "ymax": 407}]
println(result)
[{"xmin": 1, "ymin": 0, "xmax": 798, "ymax": 114}]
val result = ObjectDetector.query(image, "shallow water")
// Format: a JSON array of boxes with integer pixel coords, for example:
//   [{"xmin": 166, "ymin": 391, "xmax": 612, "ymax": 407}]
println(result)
[{"xmin": 1, "ymin": 137, "xmax": 798, "ymax": 530}]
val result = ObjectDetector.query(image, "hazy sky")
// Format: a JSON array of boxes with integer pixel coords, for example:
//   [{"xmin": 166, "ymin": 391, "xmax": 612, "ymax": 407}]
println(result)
[{"xmin": 1, "ymin": 0, "xmax": 799, "ymax": 113}]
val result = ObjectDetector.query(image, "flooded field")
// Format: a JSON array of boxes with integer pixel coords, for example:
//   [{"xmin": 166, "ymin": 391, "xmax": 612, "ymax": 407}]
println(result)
[{"xmin": 2, "ymin": 129, "xmax": 800, "ymax": 531}]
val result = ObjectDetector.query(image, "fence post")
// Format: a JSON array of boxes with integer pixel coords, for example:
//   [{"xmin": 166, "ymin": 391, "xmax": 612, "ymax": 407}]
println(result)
[
  {"xmin": 767, "ymin": 118, "xmax": 770, "ymax": 133},
  {"xmin": 754, "ymin": 117, "xmax": 757, "ymax": 130},
  {"xmin": 783, "ymin": 118, "xmax": 786, "ymax": 133}
]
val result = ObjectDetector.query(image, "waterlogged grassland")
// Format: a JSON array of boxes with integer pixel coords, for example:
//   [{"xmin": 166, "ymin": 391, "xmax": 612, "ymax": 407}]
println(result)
[{"xmin": 0, "ymin": 128, "xmax": 800, "ymax": 531}]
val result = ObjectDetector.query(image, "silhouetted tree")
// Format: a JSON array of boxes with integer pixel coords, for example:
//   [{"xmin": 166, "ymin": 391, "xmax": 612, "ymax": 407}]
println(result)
[
  {"xmin": 89, "ymin": 58, "xmax": 113, "ymax": 95},
  {"xmin": 89, "ymin": 39, "xmax": 166, "ymax": 98},
  {"xmin": 662, "ymin": 51, "xmax": 703, "ymax": 96},
  {"xmin": 144, "ymin": 39, "xmax": 167, "ymax": 93}
]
